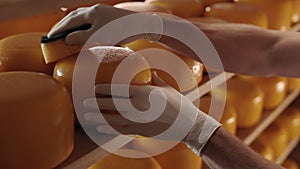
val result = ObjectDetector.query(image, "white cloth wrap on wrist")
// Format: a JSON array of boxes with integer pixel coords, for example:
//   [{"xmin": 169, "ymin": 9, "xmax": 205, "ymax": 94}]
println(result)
[{"xmin": 184, "ymin": 112, "xmax": 221, "ymax": 156}]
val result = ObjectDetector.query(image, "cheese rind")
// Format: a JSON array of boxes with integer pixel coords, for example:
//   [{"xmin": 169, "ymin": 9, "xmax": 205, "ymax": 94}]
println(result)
[
  {"xmin": 0, "ymin": 71, "xmax": 74, "ymax": 169},
  {"xmin": 197, "ymin": 95, "xmax": 237, "ymax": 135},
  {"xmin": 123, "ymin": 39, "xmax": 204, "ymax": 93},
  {"xmin": 0, "ymin": 32, "xmax": 55, "ymax": 74},
  {"xmin": 53, "ymin": 47, "xmax": 152, "ymax": 93},
  {"xmin": 41, "ymin": 38, "xmax": 83, "ymax": 64},
  {"xmin": 239, "ymin": 76, "xmax": 288, "ymax": 110},
  {"xmin": 212, "ymin": 78, "xmax": 264, "ymax": 128},
  {"xmin": 131, "ymin": 138, "xmax": 202, "ymax": 169},
  {"xmin": 89, "ymin": 149, "xmax": 162, "ymax": 169}
]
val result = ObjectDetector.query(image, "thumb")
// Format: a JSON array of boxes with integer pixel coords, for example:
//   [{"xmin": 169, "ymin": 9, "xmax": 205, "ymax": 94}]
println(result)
[{"xmin": 152, "ymin": 71, "xmax": 170, "ymax": 87}]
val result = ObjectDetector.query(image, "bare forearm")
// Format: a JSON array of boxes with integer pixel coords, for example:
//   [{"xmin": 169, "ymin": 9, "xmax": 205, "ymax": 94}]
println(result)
[
  {"xmin": 166, "ymin": 22, "xmax": 300, "ymax": 77},
  {"xmin": 119, "ymin": 10, "xmax": 300, "ymax": 77},
  {"xmin": 201, "ymin": 127, "xmax": 284, "ymax": 169},
  {"xmin": 269, "ymin": 31, "xmax": 300, "ymax": 77}
]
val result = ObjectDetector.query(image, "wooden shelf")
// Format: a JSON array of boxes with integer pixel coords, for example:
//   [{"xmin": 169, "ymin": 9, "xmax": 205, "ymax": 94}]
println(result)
[
  {"xmin": 185, "ymin": 72, "xmax": 235, "ymax": 101},
  {"xmin": 276, "ymin": 136, "xmax": 300, "ymax": 165},
  {"xmin": 237, "ymin": 89, "xmax": 300, "ymax": 145}
]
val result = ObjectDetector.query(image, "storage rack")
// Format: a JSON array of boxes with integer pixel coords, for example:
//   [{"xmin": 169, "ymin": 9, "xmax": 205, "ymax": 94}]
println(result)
[{"xmin": 1, "ymin": 0, "xmax": 299, "ymax": 168}]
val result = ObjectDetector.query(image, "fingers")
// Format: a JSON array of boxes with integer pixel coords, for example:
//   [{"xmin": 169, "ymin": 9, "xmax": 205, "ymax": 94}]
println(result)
[
  {"xmin": 94, "ymin": 84, "xmax": 140, "ymax": 97},
  {"xmin": 65, "ymin": 28, "xmax": 94, "ymax": 45},
  {"xmin": 84, "ymin": 97, "xmax": 129, "ymax": 111},
  {"xmin": 47, "ymin": 11, "xmax": 90, "ymax": 39},
  {"xmin": 96, "ymin": 122, "xmax": 170, "ymax": 137},
  {"xmin": 96, "ymin": 125, "xmax": 120, "ymax": 135},
  {"xmin": 152, "ymin": 71, "xmax": 169, "ymax": 87},
  {"xmin": 84, "ymin": 112, "xmax": 133, "ymax": 125},
  {"xmin": 152, "ymin": 71, "xmax": 178, "ymax": 92}
]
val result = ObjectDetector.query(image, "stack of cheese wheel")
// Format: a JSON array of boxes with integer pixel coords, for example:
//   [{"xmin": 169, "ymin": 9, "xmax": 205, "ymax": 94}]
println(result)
[
  {"xmin": 257, "ymin": 122, "xmax": 289, "ymax": 158},
  {"xmin": 122, "ymin": 39, "xmax": 204, "ymax": 93},
  {"xmin": 197, "ymin": 95, "xmax": 237, "ymax": 135},
  {"xmin": 204, "ymin": 2, "xmax": 268, "ymax": 28},
  {"xmin": 275, "ymin": 106, "xmax": 300, "ymax": 140},
  {"xmin": 212, "ymin": 77, "xmax": 264, "ymax": 128},
  {"xmin": 235, "ymin": 0, "xmax": 293, "ymax": 30},
  {"xmin": 145, "ymin": 0, "xmax": 204, "ymax": 18},
  {"xmin": 0, "ymin": 72, "xmax": 74, "ymax": 169},
  {"xmin": 282, "ymin": 158, "xmax": 299, "ymax": 169},
  {"xmin": 238, "ymin": 75, "xmax": 288, "ymax": 110},
  {"xmin": 0, "ymin": 32, "xmax": 55, "ymax": 74},
  {"xmin": 114, "ymin": 1, "xmax": 172, "ymax": 13},
  {"xmin": 250, "ymin": 140, "xmax": 274, "ymax": 161}
]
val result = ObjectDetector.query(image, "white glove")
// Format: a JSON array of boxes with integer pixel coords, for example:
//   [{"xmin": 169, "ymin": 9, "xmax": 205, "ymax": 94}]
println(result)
[
  {"xmin": 47, "ymin": 4, "xmax": 135, "ymax": 44},
  {"xmin": 83, "ymin": 72, "xmax": 221, "ymax": 155}
]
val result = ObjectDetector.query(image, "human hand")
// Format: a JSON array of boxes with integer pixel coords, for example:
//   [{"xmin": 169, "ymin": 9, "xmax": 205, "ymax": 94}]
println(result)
[
  {"xmin": 83, "ymin": 72, "xmax": 197, "ymax": 136},
  {"xmin": 83, "ymin": 72, "xmax": 221, "ymax": 154},
  {"xmin": 47, "ymin": 4, "xmax": 134, "ymax": 44}
]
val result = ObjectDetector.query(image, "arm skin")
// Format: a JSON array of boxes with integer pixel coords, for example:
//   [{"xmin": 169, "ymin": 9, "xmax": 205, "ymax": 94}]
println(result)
[
  {"xmin": 158, "ymin": 21, "xmax": 300, "ymax": 77},
  {"xmin": 199, "ymin": 127, "xmax": 284, "ymax": 169}
]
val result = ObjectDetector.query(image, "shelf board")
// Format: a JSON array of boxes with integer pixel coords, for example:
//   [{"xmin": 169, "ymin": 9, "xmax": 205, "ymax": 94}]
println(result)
[
  {"xmin": 237, "ymin": 89, "xmax": 300, "ymax": 145},
  {"xmin": 276, "ymin": 136, "xmax": 300, "ymax": 165},
  {"xmin": 185, "ymin": 72, "xmax": 235, "ymax": 101}
]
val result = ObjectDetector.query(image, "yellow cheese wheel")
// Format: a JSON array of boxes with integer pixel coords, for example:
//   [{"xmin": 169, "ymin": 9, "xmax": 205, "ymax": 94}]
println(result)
[
  {"xmin": 275, "ymin": 106, "xmax": 300, "ymax": 139},
  {"xmin": 238, "ymin": 76, "xmax": 288, "ymax": 110},
  {"xmin": 89, "ymin": 149, "xmax": 161, "ymax": 169},
  {"xmin": 282, "ymin": 158, "xmax": 299, "ymax": 169},
  {"xmin": 53, "ymin": 47, "xmax": 152, "ymax": 94},
  {"xmin": 197, "ymin": 95, "xmax": 237, "ymax": 134},
  {"xmin": 212, "ymin": 78, "xmax": 264, "ymax": 128},
  {"xmin": 0, "ymin": 32, "xmax": 55, "ymax": 75},
  {"xmin": 131, "ymin": 137, "xmax": 202, "ymax": 169},
  {"xmin": 145, "ymin": 0, "xmax": 204, "ymax": 18},
  {"xmin": 287, "ymin": 78, "xmax": 300, "ymax": 92},
  {"xmin": 292, "ymin": 0, "xmax": 300, "ymax": 23},
  {"xmin": 0, "ymin": 71, "xmax": 74, "ymax": 169},
  {"xmin": 41, "ymin": 38, "xmax": 83, "ymax": 64},
  {"xmin": 0, "ymin": 11, "xmax": 66, "ymax": 39},
  {"xmin": 204, "ymin": 2, "xmax": 268, "ymax": 28},
  {"xmin": 250, "ymin": 140, "xmax": 274, "ymax": 161},
  {"xmin": 123, "ymin": 39, "xmax": 204, "ymax": 92},
  {"xmin": 236, "ymin": 0, "xmax": 293, "ymax": 30},
  {"xmin": 114, "ymin": 2, "xmax": 172, "ymax": 13},
  {"xmin": 257, "ymin": 123, "xmax": 289, "ymax": 158}
]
